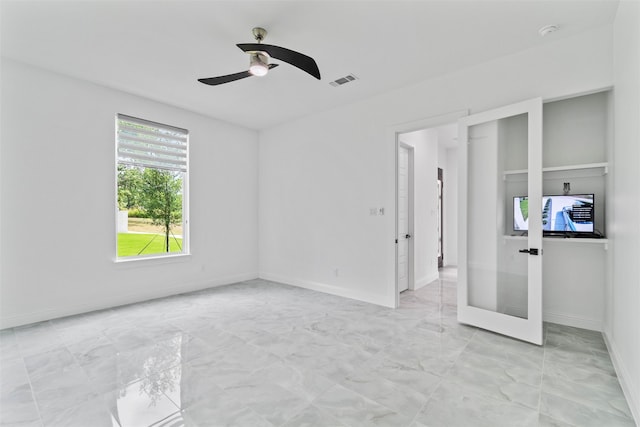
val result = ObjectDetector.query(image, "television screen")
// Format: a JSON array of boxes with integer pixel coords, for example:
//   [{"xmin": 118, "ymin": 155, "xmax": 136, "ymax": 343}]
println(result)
[{"xmin": 513, "ymin": 194, "xmax": 594, "ymax": 233}]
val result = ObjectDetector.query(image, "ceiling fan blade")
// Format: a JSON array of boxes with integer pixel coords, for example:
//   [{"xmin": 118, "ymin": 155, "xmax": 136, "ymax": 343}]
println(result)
[
  {"xmin": 237, "ymin": 43, "xmax": 320, "ymax": 80},
  {"xmin": 198, "ymin": 64, "xmax": 279, "ymax": 86}
]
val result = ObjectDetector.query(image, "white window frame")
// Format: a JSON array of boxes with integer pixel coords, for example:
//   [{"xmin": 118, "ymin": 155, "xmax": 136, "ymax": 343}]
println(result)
[{"xmin": 115, "ymin": 114, "xmax": 189, "ymax": 262}]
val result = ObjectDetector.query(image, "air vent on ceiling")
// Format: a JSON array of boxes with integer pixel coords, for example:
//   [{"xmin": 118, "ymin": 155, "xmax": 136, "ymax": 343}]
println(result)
[{"xmin": 329, "ymin": 74, "xmax": 358, "ymax": 87}]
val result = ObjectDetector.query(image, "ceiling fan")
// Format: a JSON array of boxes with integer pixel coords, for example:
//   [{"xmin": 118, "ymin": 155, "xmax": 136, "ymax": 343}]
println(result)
[{"xmin": 198, "ymin": 27, "xmax": 321, "ymax": 86}]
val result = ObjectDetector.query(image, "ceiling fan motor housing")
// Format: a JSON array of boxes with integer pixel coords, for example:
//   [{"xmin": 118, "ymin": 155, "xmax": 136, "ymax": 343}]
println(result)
[{"xmin": 249, "ymin": 52, "xmax": 269, "ymax": 76}]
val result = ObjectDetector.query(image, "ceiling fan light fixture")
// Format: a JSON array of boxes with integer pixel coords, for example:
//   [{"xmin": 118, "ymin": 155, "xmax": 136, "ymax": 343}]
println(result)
[
  {"xmin": 249, "ymin": 53, "xmax": 269, "ymax": 76},
  {"xmin": 197, "ymin": 26, "xmax": 321, "ymax": 86}
]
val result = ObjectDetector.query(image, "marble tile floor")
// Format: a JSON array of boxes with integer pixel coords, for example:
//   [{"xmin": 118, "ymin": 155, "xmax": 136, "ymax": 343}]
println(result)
[{"xmin": 0, "ymin": 267, "xmax": 635, "ymax": 426}]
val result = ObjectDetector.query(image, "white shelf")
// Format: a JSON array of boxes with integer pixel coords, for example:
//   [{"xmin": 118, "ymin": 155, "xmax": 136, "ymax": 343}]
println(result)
[
  {"xmin": 504, "ymin": 162, "xmax": 608, "ymax": 176},
  {"xmin": 504, "ymin": 168, "xmax": 529, "ymax": 176},
  {"xmin": 543, "ymin": 162, "xmax": 608, "ymax": 174},
  {"xmin": 503, "ymin": 234, "xmax": 608, "ymax": 249}
]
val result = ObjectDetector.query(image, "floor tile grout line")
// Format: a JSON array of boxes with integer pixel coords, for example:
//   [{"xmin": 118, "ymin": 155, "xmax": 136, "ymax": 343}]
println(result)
[
  {"xmin": 403, "ymin": 279, "xmax": 471, "ymax": 427},
  {"xmin": 537, "ymin": 324, "xmax": 547, "ymax": 423},
  {"xmin": 18, "ymin": 319, "xmax": 71, "ymax": 427},
  {"xmin": 541, "ymin": 386, "xmax": 635, "ymax": 421},
  {"xmin": 53, "ymin": 322, "xmax": 124, "ymax": 427},
  {"xmin": 19, "ymin": 353, "xmax": 45, "ymax": 427},
  {"xmin": 405, "ymin": 376, "xmax": 445, "ymax": 427},
  {"xmin": 539, "ymin": 323, "xmax": 635, "ymax": 424},
  {"xmin": 431, "ymin": 326, "xmax": 548, "ymax": 413}
]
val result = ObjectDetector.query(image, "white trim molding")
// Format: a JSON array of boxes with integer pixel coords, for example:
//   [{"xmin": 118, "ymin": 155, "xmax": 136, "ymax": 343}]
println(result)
[
  {"xmin": 259, "ymin": 273, "xmax": 394, "ymax": 308},
  {"xmin": 604, "ymin": 331, "xmax": 640, "ymax": 424},
  {"xmin": 0, "ymin": 272, "xmax": 258, "ymax": 329}
]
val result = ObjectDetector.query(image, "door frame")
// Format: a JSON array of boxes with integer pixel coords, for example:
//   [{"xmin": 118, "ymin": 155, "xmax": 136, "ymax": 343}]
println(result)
[
  {"xmin": 437, "ymin": 167, "xmax": 444, "ymax": 268},
  {"xmin": 457, "ymin": 97, "xmax": 543, "ymax": 345},
  {"xmin": 391, "ymin": 110, "xmax": 468, "ymax": 308}
]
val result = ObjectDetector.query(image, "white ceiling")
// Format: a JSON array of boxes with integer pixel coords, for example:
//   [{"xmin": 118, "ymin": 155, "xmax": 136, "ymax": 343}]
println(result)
[{"xmin": 1, "ymin": 1, "xmax": 619, "ymax": 130}]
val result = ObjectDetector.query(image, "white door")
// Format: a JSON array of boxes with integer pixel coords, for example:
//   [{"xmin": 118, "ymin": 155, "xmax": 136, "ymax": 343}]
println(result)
[
  {"xmin": 458, "ymin": 98, "xmax": 543, "ymax": 345},
  {"xmin": 397, "ymin": 144, "xmax": 412, "ymax": 293}
]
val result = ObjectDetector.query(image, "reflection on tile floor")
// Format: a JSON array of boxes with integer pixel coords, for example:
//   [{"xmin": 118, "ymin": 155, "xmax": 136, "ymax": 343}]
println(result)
[{"xmin": 0, "ymin": 267, "xmax": 635, "ymax": 426}]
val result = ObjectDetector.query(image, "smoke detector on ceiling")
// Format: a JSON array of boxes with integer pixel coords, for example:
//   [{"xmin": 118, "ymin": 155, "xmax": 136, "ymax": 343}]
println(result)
[{"xmin": 539, "ymin": 24, "xmax": 559, "ymax": 37}]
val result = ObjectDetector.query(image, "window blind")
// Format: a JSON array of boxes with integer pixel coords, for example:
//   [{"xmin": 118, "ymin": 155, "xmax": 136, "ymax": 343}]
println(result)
[{"xmin": 117, "ymin": 114, "xmax": 188, "ymax": 172}]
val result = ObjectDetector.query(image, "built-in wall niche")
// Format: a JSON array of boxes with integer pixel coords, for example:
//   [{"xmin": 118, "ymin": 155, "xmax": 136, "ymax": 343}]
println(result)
[
  {"xmin": 543, "ymin": 91, "xmax": 608, "ymax": 168},
  {"xmin": 500, "ymin": 90, "xmax": 610, "ymax": 238}
]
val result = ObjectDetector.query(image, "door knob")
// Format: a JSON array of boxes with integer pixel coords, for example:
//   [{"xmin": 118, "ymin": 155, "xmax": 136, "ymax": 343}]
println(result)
[{"xmin": 405, "ymin": 234, "xmax": 411, "ymax": 239}]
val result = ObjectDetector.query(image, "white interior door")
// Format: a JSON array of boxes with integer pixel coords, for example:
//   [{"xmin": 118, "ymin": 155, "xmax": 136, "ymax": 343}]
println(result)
[
  {"xmin": 458, "ymin": 98, "xmax": 543, "ymax": 345},
  {"xmin": 397, "ymin": 144, "xmax": 412, "ymax": 293}
]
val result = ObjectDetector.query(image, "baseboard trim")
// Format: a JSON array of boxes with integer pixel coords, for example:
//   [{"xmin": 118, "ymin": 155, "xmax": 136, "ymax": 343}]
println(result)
[
  {"xmin": 413, "ymin": 272, "xmax": 440, "ymax": 290},
  {"xmin": 259, "ymin": 273, "xmax": 394, "ymax": 308},
  {"xmin": 603, "ymin": 331, "xmax": 640, "ymax": 424},
  {"xmin": 0, "ymin": 272, "xmax": 259, "ymax": 329},
  {"xmin": 543, "ymin": 311, "xmax": 602, "ymax": 331}
]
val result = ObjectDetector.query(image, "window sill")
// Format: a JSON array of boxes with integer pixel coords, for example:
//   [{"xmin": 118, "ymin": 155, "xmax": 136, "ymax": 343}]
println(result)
[{"xmin": 114, "ymin": 253, "xmax": 192, "ymax": 269}]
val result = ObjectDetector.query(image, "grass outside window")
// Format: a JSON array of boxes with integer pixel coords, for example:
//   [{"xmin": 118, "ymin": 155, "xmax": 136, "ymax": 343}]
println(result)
[{"xmin": 117, "ymin": 233, "xmax": 183, "ymax": 257}]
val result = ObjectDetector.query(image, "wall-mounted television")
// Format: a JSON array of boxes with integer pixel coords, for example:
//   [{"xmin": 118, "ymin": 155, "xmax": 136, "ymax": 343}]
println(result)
[{"xmin": 513, "ymin": 194, "xmax": 595, "ymax": 233}]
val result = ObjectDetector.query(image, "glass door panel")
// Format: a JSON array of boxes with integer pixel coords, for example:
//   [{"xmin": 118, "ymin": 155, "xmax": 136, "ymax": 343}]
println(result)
[{"xmin": 458, "ymin": 98, "xmax": 543, "ymax": 345}]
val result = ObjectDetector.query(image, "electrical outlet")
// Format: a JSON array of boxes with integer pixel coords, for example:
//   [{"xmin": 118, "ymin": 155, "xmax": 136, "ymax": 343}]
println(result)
[
  {"xmin": 379, "ymin": 207, "xmax": 385, "ymax": 215},
  {"xmin": 369, "ymin": 208, "xmax": 377, "ymax": 216}
]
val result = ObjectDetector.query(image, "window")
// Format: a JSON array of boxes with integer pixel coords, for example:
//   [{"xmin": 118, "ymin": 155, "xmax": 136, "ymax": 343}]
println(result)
[{"xmin": 116, "ymin": 114, "xmax": 189, "ymax": 259}]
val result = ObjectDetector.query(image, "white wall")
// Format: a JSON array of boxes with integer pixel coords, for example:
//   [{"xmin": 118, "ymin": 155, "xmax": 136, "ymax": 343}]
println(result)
[
  {"xmin": 399, "ymin": 129, "xmax": 439, "ymax": 289},
  {"xmin": 259, "ymin": 26, "xmax": 613, "ymax": 307},
  {"xmin": 608, "ymin": 0, "xmax": 640, "ymax": 421},
  {"xmin": 444, "ymin": 147, "xmax": 458, "ymax": 266},
  {"xmin": 542, "ymin": 241, "xmax": 606, "ymax": 329},
  {"xmin": 258, "ymin": 109, "xmax": 394, "ymax": 305},
  {"xmin": 0, "ymin": 59, "xmax": 259, "ymax": 328},
  {"xmin": 437, "ymin": 138, "xmax": 448, "ymax": 172}
]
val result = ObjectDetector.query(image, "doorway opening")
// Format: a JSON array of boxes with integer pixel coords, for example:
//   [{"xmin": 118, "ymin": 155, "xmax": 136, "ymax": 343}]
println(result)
[{"xmin": 393, "ymin": 111, "xmax": 463, "ymax": 307}]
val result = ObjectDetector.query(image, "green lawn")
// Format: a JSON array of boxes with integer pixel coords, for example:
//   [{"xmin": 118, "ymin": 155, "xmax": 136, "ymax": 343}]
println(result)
[
  {"xmin": 118, "ymin": 233, "xmax": 182, "ymax": 257},
  {"xmin": 520, "ymin": 199, "xmax": 529, "ymax": 221}
]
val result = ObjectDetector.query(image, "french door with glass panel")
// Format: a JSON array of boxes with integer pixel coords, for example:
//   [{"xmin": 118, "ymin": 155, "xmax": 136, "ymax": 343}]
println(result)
[{"xmin": 458, "ymin": 98, "xmax": 543, "ymax": 345}]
